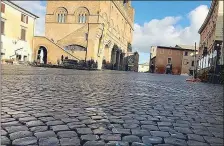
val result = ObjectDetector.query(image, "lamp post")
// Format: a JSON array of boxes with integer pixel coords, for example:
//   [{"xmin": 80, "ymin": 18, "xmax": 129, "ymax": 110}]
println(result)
[{"xmin": 85, "ymin": 23, "xmax": 89, "ymax": 64}]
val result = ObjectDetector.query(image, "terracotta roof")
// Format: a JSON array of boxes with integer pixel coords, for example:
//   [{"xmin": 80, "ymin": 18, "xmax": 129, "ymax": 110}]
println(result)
[
  {"xmin": 175, "ymin": 45, "xmax": 199, "ymax": 50},
  {"xmin": 157, "ymin": 45, "xmax": 195, "ymax": 51}
]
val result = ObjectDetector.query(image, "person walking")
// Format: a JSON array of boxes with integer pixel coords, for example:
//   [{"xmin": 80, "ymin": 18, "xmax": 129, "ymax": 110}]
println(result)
[{"xmin": 150, "ymin": 63, "xmax": 155, "ymax": 73}]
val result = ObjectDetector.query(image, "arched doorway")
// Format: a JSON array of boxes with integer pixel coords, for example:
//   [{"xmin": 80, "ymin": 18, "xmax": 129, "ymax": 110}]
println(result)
[
  {"xmin": 111, "ymin": 45, "xmax": 118, "ymax": 70},
  {"xmin": 37, "ymin": 46, "xmax": 47, "ymax": 64}
]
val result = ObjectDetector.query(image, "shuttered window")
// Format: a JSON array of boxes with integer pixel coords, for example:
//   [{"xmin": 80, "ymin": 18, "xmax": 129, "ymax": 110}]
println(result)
[
  {"xmin": 21, "ymin": 14, "xmax": 28, "ymax": 24},
  {"xmin": 1, "ymin": 3, "xmax": 5, "ymax": 13},
  {"xmin": 21, "ymin": 28, "xmax": 26, "ymax": 41},
  {"xmin": 1, "ymin": 21, "xmax": 5, "ymax": 34}
]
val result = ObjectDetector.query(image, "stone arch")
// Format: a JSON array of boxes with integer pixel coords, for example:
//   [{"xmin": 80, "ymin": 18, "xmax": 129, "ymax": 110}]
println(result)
[
  {"xmin": 74, "ymin": 7, "xmax": 90, "ymax": 23},
  {"xmin": 55, "ymin": 7, "xmax": 68, "ymax": 23},
  {"xmin": 37, "ymin": 46, "xmax": 48, "ymax": 64},
  {"xmin": 103, "ymin": 44, "xmax": 110, "ymax": 63}
]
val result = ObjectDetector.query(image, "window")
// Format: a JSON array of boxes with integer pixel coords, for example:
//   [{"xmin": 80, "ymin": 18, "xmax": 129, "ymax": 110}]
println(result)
[
  {"xmin": 183, "ymin": 59, "xmax": 188, "ymax": 65},
  {"xmin": 21, "ymin": 14, "xmax": 28, "ymax": 24},
  {"xmin": 168, "ymin": 58, "xmax": 172, "ymax": 64},
  {"xmin": 21, "ymin": 28, "xmax": 26, "ymax": 41},
  {"xmin": 184, "ymin": 51, "xmax": 188, "ymax": 56},
  {"xmin": 56, "ymin": 7, "xmax": 67, "ymax": 23},
  {"xmin": 79, "ymin": 14, "xmax": 87, "ymax": 23},
  {"xmin": 168, "ymin": 49, "xmax": 172, "ymax": 55},
  {"xmin": 1, "ymin": 21, "xmax": 5, "ymax": 34},
  {"xmin": 160, "ymin": 49, "xmax": 164, "ymax": 54},
  {"xmin": 191, "ymin": 61, "xmax": 194, "ymax": 67},
  {"xmin": 1, "ymin": 3, "xmax": 5, "ymax": 13},
  {"xmin": 58, "ymin": 13, "xmax": 66, "ymax": 23}
]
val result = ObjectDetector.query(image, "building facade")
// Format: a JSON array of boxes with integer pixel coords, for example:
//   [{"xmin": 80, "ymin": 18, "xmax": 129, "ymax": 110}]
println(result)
[
  {"xmin": 1, "ymin": 1, "xmax": 38, "ymax": 63},
  {"xmin": 33, "ymin": 0, "xmax": 135, "ymax": 69},
  {"xmin": 150, "ymin": 45, "xmax": 195, "ymax": 75},
  {"xmin": 198, "ymin": 0, "xmax": 223, "ymax": 75},
  {"xmin": 138, "ymin": 62, "xmax": 149, "ymax": 73}
]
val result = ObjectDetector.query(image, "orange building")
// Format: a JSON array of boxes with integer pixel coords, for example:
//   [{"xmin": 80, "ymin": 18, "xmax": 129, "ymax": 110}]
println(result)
[{"xmin": 150, "ymin": 45, "xmax": 195, "ymax": 75}]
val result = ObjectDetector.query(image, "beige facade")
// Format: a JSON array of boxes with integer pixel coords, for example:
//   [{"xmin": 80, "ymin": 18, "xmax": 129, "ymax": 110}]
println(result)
[
  {"xmin": 1, "ymin": 1, "xmax": 38, "ymax": 63},
  {"xmin": 198, "ymin": 0, "xmax": 223, "ymax": 70},
  {"xmin": 33, "ymin": 1, "xmax": 134, "ymax": 69},
  {"xmin": 138, "ymin": 63, "xmax": 149, "ymax": 73}
]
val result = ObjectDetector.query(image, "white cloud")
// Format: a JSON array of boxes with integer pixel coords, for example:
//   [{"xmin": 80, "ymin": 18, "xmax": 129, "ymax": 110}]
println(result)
[
  {"xmin": 133, "ymin": 5, "xmax": 209, "ymax": 54},
  {"xmin": 13, "ymin": 1, "xmax": 46, "ymax": 36}
]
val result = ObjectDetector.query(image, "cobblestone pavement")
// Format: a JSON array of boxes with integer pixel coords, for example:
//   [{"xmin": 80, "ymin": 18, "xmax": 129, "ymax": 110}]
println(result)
[{"xmin": 1, "ymin": 65, "xmax": 223, "ymax": 146}]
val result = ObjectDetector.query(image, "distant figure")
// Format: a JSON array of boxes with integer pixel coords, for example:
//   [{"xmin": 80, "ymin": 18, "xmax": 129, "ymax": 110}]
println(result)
[
  {"xmin": 165, "ymin": 63, "xmax": 172, "ymax": 74},
  {"xmin": 61, "ymin": 55, "xmax": 64, "ymax": 62},
  {"xmin": 150, "ymin": 63, "xmax": 155, "ymax": 73}
]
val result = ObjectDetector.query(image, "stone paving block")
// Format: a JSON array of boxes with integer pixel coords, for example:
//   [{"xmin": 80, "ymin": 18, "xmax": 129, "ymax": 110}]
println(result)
[
  {"xmin": 107, "ymin": 141, "xmax": 129, "ymax": 146},
  {"xmin": 164, "ymin": 137, "xmax": 187, "ymax": 146},
  {"xmin": 187, "ymin": 140, "xmax": 210, "ymax": 146},
  {"xmin": 187, "ymin": 134, "xmax": 205, "ymax": 142},
  {"xmin": 30, "ymin": 126, "xmax": 48, "ymax": 132},
  {"xmin": 1, "ymin": 129, "xmax": 7, "ymax": 136},
  {"xmin": 131, "ymin": 129, "xmax": 151, "ymax": 137},
  {"xmin": 19, "ymin": 117, "xmax": 37, "ymax": 123},
  {"xmin": 174, "ymin": 127, "xmax": 193, "ymax": 134},
  {"xmin": 150, "ymin": 131, "xmax": 170, "ymax": 137},
  {"xmin": 12, "ymin": 137, "xmax": 37, "ymax": 145},
  {"xmin": 2, "ymin": 121, "xmax": 21, "ymax": 127},
  {"xmin": 142, "ymin": 136, "xmax": 163, "ymax": 144},
  {"xmin": 39, "ymin": 137, "xmax": 59, "ymax": 146},
  {"xmin": 60, "ymin": 137, "xmax": 81, "ymax": 146},
  {"xmin": 83, "ymin": 141, "xmax": 106, "ymax": 146},
  {"xmin": 34, "ymin": 131, "xmax": 57, "ymax": 139},
  {"xmin": 26, "ymin": 120, "xmax": 45, "ymax": 127},
  {"xmin": 5, "ymin": 126, "xmax": 29, "ymax": 133},
  {"xmin": 1, "ymin": 136, "xmax": 11, "ymax": 145},
  {"xmin": 93, "ymin": 128, "xmax": 112, "ymax": 134},
  {"xmin": 52, "ymin": 125, "xmax": 69, "ymax": 132},
  {"xmin": 57, "ymin": 131, "xmax": 78, "ymax": 138},
  {"xmin": 100, "ymin": 134, "xmax": 121, "ymax": 141},
  {"xmin": 76, "ymin": 128, "xmax": 93, "ymax": 134},
  {"xmin": 9, "ymin": 130, "xmax": 33, "ymax": 140},
  {"xmin": 46, "ymin": 120, "xmax": 64, "ymax": 126},
  {"xmin": 170, "ymin": 132, "xmax": 187, "ymax": 140},
  {"xmin": 157, "ymin": 122, "xmax": 172, "ymax": 127},
  {"xmin": 203, "ymin": 136, "xmax": 223, "ymax": 144},
  {"xmin": 141, "ymin": 125, "xmax": 159, "ymax": 131},
  {"xmin": 132, "ymin": 142, "xmax": 149, "ymax": 146},
  {"xmin": 122, "ymin": 135, "xmax": 142, "ymax": 143},
  {"xmin": 112, "ymin": 128, "xmax": 131, "ymax": 135},
  {"xmin": 81, "ymin": 134, "xmax": 99, "ymax": 141}
]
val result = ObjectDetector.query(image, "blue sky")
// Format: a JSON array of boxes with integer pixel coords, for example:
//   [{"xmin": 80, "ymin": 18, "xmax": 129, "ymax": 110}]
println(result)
[
  {"xmin": 132, "ymin": 1, "xmax": 211, "ymax": 26},
  {"xmin": 131, "ymin": 1, "xmax": 210, "ymax": 63}
]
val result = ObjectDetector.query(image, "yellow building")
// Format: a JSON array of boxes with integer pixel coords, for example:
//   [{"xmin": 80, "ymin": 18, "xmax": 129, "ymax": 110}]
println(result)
[
  {"xmin": 138, "ymin": 62, "xmax": 149, "ymax": 73},
  {"xmin": 33, "ymin": 0, "xmax": 135, "ymax": 69},
  {"xmin": 1, "ymin": 1, "xmax": 38, "ymax": 63}
]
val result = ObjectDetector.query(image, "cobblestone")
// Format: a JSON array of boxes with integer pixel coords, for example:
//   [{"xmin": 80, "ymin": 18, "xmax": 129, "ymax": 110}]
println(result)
[{"xmin": 1, "ymin": 65, "xmax": 223, "ymax": 146}]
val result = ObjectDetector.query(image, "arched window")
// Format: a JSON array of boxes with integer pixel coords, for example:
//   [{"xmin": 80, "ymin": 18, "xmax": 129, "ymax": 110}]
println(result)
[
  {"xmin": 75, "ymin": 7, "xmax": 90, "ymax": 24},
  {"xmin": 55, "ymin": 7, "xmax": 68, "ymax": 23}
]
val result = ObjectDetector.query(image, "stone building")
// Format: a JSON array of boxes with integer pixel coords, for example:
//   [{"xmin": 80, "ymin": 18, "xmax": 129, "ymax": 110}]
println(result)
[
  {"xmin": 33, "ymin": 0, "xmax": 135, "ymax": 69},
  {"xmin": 150, "ymin": 45, "xmax": 195, "ymax": 75},
  {"xmin": 198, "ymin": 0, "xmax": 223, "ymax": 78},
  {"xmin": 1, "ymin": 1, "xmax": 38, "ymax": 63}
]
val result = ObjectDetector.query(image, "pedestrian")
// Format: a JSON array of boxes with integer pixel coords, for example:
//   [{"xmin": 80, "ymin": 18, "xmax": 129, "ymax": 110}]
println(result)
[
  {"xmin": 150, "ymin": 63, "xmax": 155, "ymax": 73},
  {"xmin": 166, "ymin": 64, "xmax": 171, "ymax": 74}
]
